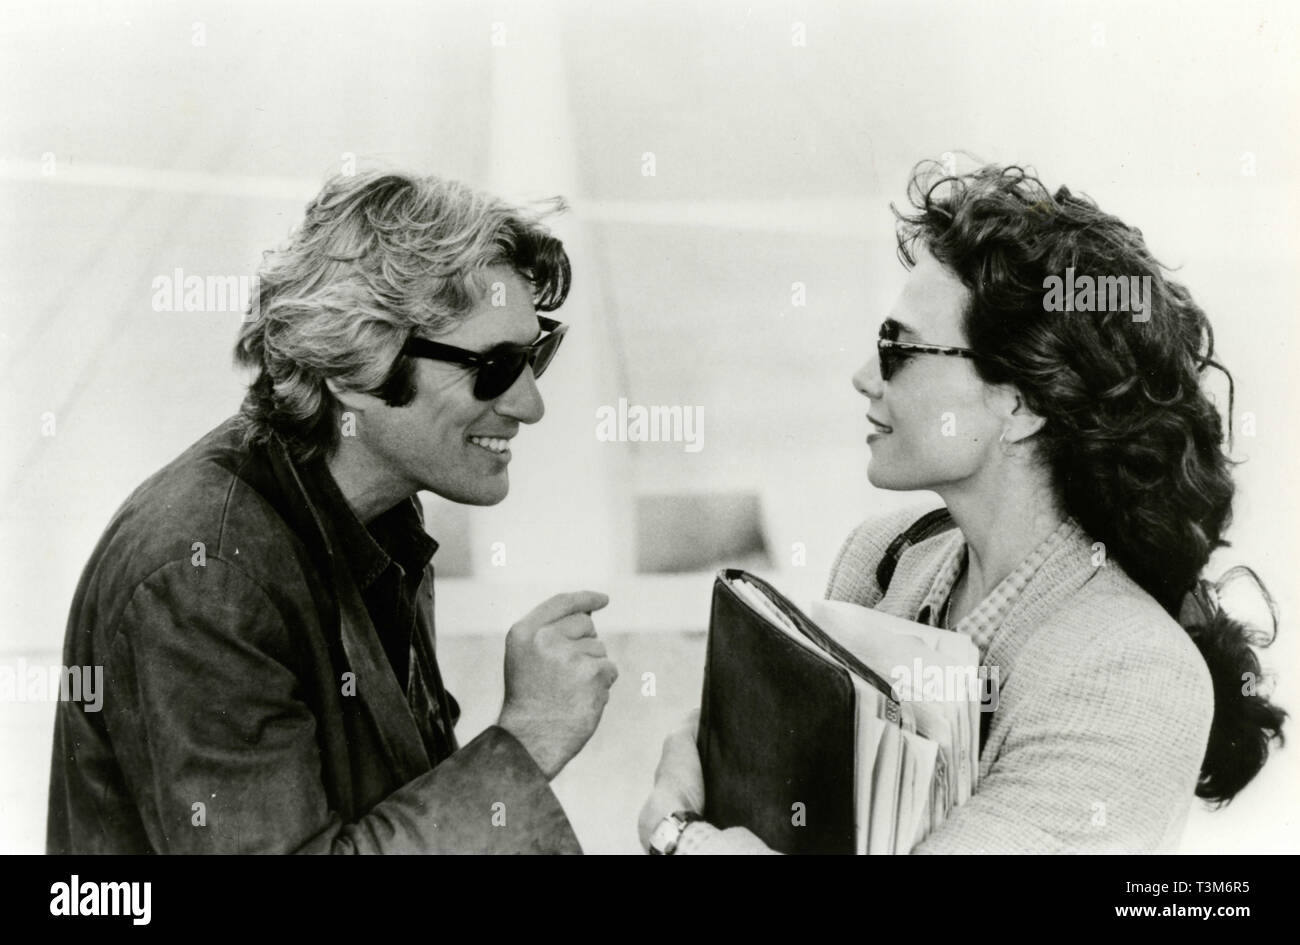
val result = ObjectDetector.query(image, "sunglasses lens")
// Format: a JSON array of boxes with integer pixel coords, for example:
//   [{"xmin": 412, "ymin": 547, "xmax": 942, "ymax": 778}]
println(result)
[
  {"xmin": 879, "ymin": 346, "xmax": 897, "ymax": 381},
  {"xmin": 877, "ymin": 323, "xmax": 899, "ymax": 380},
  {"xmin": 530, "ymin": 331, "xmax": 563, "ymax": 380},
  {"xmin": 470, "ymin": 327, "xmax": 565, "ymax": 400},
  {"xmin": 474, "ymin": 352, "xmax": 527, "ymax": 401}
]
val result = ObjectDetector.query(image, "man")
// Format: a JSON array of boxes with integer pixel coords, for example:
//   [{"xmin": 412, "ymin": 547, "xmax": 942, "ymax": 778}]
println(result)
[{"xmin": 47, "ymin": 169, "xmax": 617, "ymax": 853}]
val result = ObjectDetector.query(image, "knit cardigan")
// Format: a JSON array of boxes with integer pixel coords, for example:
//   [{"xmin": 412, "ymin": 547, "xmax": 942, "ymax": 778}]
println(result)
[{"xmin": 825, "ymin": 505, "xmax": 1215, "ymax": 853}]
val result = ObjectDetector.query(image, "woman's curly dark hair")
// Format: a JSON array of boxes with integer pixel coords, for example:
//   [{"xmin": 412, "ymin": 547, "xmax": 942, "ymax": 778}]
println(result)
[{"xmin": 893, "ymin": 160, "xmax": 1285, "ymax": 805}]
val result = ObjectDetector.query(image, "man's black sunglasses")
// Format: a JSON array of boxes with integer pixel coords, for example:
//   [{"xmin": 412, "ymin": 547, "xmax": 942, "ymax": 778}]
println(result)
[{"xmin": 401, "ymin": 316, "xmax": 568, "ymax": 401}]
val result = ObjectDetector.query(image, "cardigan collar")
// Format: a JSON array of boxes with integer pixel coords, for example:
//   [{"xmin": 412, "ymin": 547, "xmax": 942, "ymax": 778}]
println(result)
[
  {"xmin": 916, "ymin": 519, "xmax": 1084, "ymax": 659},
  {"xmin": 884, "ymin": 517, "xmax": 1103, "ymax": 684}
]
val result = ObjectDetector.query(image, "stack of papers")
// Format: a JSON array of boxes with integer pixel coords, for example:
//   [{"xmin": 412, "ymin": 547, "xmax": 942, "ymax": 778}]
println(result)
[{"xmin": 726, "ymin": 578, "xmax": 982, "ymax": 854}]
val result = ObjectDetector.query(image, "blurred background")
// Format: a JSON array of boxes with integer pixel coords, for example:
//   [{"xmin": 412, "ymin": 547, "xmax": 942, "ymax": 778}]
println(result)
[{"xmin": 2, "ymin": 0, "xmax": 1297, "ymax": 853}]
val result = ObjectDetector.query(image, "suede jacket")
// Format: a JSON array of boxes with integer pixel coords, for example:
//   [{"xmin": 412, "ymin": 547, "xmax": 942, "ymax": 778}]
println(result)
[{"xmin": 47, "ymin": 417, "xmax": 580, "ymax": 854}]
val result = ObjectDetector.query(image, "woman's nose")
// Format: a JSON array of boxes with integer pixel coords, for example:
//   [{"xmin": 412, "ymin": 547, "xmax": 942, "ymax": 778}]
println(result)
[{"xmin": 852, "ymin": 355, "xmax": 884, "ymax": 399}]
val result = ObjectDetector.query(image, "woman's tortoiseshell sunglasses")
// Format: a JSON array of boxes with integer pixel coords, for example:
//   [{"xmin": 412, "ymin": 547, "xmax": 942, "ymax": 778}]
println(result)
[{"xmin": 877, "ymin": 319, "xmax": 986, "ymax": 380}]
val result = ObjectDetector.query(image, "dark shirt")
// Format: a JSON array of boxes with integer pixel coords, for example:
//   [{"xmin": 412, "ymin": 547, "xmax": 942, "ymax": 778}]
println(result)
[{"xmin": 296, "ymin": 457, "xmax": 439, "ymax": 695}]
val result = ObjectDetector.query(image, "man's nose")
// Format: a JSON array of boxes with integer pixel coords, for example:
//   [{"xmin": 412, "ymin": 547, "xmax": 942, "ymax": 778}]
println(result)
[
  {"xmin": 495, "ymin": 366, "xmax": 546, "ymax": 424},
  {"xmin": 852, "ymin": 355, "xmax": 884, "ymax": 400}
]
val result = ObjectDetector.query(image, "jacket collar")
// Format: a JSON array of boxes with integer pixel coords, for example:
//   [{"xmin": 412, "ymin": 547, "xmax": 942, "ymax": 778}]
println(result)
[{"xmin": 292, "ymin": 453, "xmax": 438, "ymax": 590}]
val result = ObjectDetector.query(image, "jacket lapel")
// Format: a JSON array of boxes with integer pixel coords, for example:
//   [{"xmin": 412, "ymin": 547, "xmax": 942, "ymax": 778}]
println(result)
[
  {"xmin": 408, "ymin": 574, "xmax": 461, "ymax": 760},
  {"xmin": 265, "ymin": 438, "xmax": 433, "ymax": 784},
  {"xmin": 328, "ymin": 545, "xmax": 434, "ymax": 782}
]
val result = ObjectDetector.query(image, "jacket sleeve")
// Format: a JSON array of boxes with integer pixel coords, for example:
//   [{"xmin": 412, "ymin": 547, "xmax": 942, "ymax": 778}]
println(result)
[
  {"xmin": 103, "ymin": 557, "xmax": 579, "ymax": 854},
  {"xmin": 912, "ymin": 623, "xmax": 1214, "ymax": 854}
]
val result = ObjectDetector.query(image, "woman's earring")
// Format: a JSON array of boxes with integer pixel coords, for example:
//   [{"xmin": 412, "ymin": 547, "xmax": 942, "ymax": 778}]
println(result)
[{"xmin": 998, "ymin": 429, "xmax": 1009, "ymax": 445}]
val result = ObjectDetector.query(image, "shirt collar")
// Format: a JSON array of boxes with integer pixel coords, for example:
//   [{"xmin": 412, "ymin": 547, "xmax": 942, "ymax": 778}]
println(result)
[
  {"xmin": 294, "ymin": 457, "xmax": 439, "ymax": 590},
  {"xmin": 919, "ymin": 518, "xmax": 1083, "ymax": 658}
]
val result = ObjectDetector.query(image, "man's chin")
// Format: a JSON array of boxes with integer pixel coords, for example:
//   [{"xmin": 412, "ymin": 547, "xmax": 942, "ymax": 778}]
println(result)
[{"xmin": 426, "ymin": 477, "xmax": 509, "ymax": 507}]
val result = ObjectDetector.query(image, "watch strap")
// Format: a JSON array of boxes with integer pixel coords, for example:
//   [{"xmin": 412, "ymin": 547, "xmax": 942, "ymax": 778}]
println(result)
[{"xmin": 650, "ymin": 810, "xmax": 704, "ymax": 855}]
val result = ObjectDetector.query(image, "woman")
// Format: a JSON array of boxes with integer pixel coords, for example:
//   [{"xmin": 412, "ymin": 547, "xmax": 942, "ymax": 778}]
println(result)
[{"xmin": 639, "ymin": 162, "xmax": 1287, "ymax": 854}]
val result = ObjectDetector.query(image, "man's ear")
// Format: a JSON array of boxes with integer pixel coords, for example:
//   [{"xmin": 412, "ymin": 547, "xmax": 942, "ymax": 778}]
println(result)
[{"xmin": 324, "ymin": 378, "xmax": 375, "ymax": 414}]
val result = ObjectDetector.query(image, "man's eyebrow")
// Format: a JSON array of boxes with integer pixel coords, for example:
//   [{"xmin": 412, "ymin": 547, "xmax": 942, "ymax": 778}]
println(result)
[
  {"xmin": 496, "ymin": 325, "xmax": 541, "ymax": 349},
  {"xmin": 476, "ymin": 320, "xmax": 541, "ymax": 350}
]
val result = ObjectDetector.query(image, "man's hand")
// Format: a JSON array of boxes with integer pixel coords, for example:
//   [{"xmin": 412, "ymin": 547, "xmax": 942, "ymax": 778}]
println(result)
[{"xmin": 497, "ymin": 591, "xmax": 618, "ymax": 781}]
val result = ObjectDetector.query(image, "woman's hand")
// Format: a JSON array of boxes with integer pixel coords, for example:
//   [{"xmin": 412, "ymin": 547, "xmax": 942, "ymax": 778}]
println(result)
[
  {"xmin": 636, "ymin": 709, "xmax": 781, "ymax": 854},
  {"xmin": 637, "ymin": 709, "xmax": 705, "ymax": 849}
]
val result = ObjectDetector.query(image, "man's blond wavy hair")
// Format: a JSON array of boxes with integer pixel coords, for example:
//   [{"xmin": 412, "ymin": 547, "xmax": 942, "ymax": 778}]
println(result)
[{"xmin": 233, "ymin": 168, "xmax": 571, "ymax": 463}]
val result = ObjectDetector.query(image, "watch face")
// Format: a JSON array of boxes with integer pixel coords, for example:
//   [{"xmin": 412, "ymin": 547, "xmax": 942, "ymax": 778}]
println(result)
[{"xmin": 648, "ymin": 816, "xmax": 682, "ymax": 854}]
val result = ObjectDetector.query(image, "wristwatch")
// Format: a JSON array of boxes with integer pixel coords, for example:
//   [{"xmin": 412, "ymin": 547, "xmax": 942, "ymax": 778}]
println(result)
[{"xmin": 647, "ymin": 810, "xmax": 704, "ymax": 855}]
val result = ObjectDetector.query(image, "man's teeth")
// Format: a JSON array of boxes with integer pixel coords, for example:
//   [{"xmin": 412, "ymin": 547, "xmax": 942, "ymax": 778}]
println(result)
[{"xmin": 469, "ymin": 436, "xmax": 510, "ymax": 454}]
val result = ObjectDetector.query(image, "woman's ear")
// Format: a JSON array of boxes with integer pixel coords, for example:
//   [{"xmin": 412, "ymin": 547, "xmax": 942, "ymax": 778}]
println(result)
[{"xmin": 1003, "ymin": 392, "xmax": 1046, "ymax": 444}]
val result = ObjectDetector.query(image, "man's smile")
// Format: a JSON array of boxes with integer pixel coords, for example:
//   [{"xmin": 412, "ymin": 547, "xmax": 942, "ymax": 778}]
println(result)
[{"xmin": 468, "ymin": 434, "xmax": 513, "ymax": 458}]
